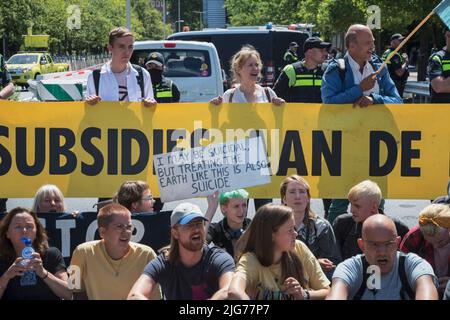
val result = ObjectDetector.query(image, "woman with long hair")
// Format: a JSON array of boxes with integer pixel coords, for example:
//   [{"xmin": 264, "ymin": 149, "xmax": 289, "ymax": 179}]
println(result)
[
  {"xmin": 280, "ymin": 175, "xmax": 340, "ymax": 278},
  {"xmin": 0, "ymin": 207, "xmax": 71, "ymax": 300},
  {"xmin": 228, "ymin": 204, "xmax": 330, "ymax": 300}
]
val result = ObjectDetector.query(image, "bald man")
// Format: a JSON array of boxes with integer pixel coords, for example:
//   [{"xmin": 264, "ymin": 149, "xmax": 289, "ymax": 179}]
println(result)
[
  {"xmin": 321, "ymin": 24, "xmax": 401, "ymax": 107},
  {"xmin": 327, "ymin": 215, "xmax": 438, "ymax": 300}
]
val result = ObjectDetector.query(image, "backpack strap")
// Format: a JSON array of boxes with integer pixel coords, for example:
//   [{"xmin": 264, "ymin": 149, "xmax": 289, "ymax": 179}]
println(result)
[
  {"xmin": 132, "ymin": 64, "xmax": 145, "ymax": 99},
  {"xmin": 228, "ymin": 88, "xmax": 236, "ymax": 102},
  {"xmin": 336, "ymin": 58, "xmax": 346, "ymax": 82},
  {"xmin": 398, "ymin": 252, "xmax": 415, "ymax": 300},
  {"xmin": 93, "ymin": 69, "xmax": 101, "ymax": 96},
  {"xmin": 354, "ymin": 254, "xmax": 370, "ymax": 300},
  {"xmin": 264, "ymin": 87, "xmax": 271, "ymax": 102}
]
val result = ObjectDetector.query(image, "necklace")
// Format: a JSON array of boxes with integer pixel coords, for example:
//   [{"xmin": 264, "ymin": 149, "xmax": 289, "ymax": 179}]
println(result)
[{"xmin": 102, "ymin": 243, "xmax": 125, "ymax": 277}]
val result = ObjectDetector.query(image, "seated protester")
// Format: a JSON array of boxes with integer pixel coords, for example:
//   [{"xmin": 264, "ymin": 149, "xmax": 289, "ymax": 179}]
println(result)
[
  {"xmin": 69, "ymin": 203, "xmax": 160, "ymax": 300},
  {"xmin": 280, "ymin": 175, "xmax": 340, "ymax": 279},
  {"xmin": 400, "ymin": 204, "xmax": 450, "ymax": 297},
  {"xmin": 115, "ymin": 180, "xmax": 155, "ymax": 213},
  {"xmin": 128, "ymin": 202, "xmax": 235, "ymax": 300},
  {"xmin": 32, "ymin": 184, "xmax": 66, "ymax": 213},
  {"xmin": 0, "ymin": 207, "xmax": 71, "ymax": 300},
  {"xmin": 327, "ymin": 215, "xmax": 438, "ymax": 300},
  {"xmin": 205, "ymin": 189, "xmax": 251, "ymax": 259},
  {"xmin": 228, "ymin": 204, "xmax": 330, "ymax": 300},
  {"xmin": 333, "ymin": 180, "xmax": 409, "ymax": 260}
]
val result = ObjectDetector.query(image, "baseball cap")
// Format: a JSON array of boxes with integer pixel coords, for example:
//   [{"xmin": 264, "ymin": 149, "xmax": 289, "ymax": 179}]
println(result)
[
  {"xmin": 145, "ymin": 52, "xmax": 164, "ymax": 67},
  {"xmin": 289, "ymin": 42, "xmax": 299, "ymax": 48},
  {"xmin": 303, "ymin": 37, "xmax": 331, "ymax": 52},
  {"xmin": 170, "ymin": 202, "xmax": 208, "ymax": 227},
  {"xmin": 390, "ymin": 33, "xmax": 405, "ymax": 41}
]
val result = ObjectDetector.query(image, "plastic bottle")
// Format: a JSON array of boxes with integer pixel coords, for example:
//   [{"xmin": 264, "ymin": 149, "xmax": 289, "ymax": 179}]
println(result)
[{"xmin": 20, "ymin": 237, "xmax": 37, "ymax": 286}]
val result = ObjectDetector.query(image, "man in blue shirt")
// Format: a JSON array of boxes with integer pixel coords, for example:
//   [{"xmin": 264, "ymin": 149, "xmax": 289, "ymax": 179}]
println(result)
[{"xmin": 321, "ymin": 24, "xmax": 402, "ymax": 223}]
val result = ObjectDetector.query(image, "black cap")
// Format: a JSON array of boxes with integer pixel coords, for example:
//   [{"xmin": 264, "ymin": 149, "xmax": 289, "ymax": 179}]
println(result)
[
  {"xmin": 289, "ymin": 42, "xmax": 299, "ymax": 48},
  {"xmin": 390, "ymin": 33, "xmax": 405, "ymax": 42},
  {"xmin": 303, "ymin": 37, "xmax": 331, "ymax": 52},
  {"xmin": 145, "ymin": 52, "xmax": 164, "ymax": 67}
]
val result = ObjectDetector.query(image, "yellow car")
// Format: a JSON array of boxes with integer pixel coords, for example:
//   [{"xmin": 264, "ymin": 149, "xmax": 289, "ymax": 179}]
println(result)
[{"xmin": 6, "ymin": 52, "xmax": 69, "ymax": 87}]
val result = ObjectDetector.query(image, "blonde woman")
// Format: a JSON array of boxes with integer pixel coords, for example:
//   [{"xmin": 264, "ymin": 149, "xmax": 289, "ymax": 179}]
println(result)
[
  {"xmin": 211, "ymin": 45, "xmax": 284, "ymax": 105},
  {"xmin": 400, "ymin": 204, "xmax": 450, "ymax": 296}
]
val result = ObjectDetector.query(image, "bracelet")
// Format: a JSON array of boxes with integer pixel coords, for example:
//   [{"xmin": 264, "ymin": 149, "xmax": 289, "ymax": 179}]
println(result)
[
  {"xmin": 303, "ymin": 289, "xmax": 310, "ymax": 300},
  {"xmin": 41, "ymin": 270, "xmax": 49, "ymax": 280}
]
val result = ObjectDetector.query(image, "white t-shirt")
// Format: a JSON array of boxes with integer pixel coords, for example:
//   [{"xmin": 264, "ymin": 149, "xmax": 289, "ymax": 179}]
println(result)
[
  {"xmin": 222, "ymin": 84, "xmax": 277, "ymax": 103},
  {"xmin": 114, "ymin": 67, "xmax": 129, "ymax": 102},
  {"xmin": 347, "ymin": 54, "xmax": 380, "ymax": 96}
]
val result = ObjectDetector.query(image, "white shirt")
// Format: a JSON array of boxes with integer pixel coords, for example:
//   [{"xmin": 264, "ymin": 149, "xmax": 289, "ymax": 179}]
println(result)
[
  {"xmin": 347, "ymin": 54, "xmax": 379, "ymax": 96},
  {"xmin": 86, "ymin": 62, "xmax": 154, "ymax": 101},
  {"xmin": 222, "ymin": 84, "xmax": 277, "ymax": 102}
]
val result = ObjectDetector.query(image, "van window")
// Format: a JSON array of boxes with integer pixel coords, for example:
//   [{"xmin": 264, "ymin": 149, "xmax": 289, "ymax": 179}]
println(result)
[{"xmin": 131, "ymin": 49, "xmax": 212, "ymax": 78}]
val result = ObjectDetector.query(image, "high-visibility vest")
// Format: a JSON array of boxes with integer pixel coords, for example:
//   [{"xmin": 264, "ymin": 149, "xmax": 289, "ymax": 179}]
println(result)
[
  {"xmin": 283, "ymin": 60, "xmax": 324, "ymax": 103},
  {"xmin": 153, "ymin": 78, "xmax": 174, "ymax": 103}
]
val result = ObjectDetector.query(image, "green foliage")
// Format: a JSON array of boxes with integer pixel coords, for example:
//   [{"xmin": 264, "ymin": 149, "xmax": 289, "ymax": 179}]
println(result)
[{"xmin": 0, "ymin": 0, "xmax": 168, "ymax": 56}]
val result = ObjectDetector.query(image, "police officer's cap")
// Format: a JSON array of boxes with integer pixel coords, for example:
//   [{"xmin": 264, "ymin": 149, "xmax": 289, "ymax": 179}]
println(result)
[
  {"xmin": 145, "ymin": 52, "xmax": 165, "ymax": 67},
  {"xmin": 390, "ymin": 33, "xmax": 405, "ymax": 42},
  {"xmin": 303, "ymin": 37, "xmax": 331, "ymax": 52},
  {"xmin": 289, "ymin": 42, "xmax": 299, "ymax": 48}
]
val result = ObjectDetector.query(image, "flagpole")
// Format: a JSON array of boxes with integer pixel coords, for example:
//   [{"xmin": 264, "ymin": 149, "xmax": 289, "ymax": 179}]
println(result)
[{"xmin": 373, "ymin": 9, "xmax": 436, "ymax": 77}]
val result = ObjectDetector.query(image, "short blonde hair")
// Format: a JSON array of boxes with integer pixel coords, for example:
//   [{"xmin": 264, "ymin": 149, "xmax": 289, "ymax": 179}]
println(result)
[
  {"xmin": 348, "ymin": 180, "xmax": 382, "ymax": 204},
  {"xmin": 418, "ymin": 204, "xmax": 450, "ymax": 237},
  {"xmin": 230, "ymin": 45, "xmax": 262, "ymax": 83},
  {"xmin": 32, "ymin": 184, "xmax": 66, "ymax": 213}
]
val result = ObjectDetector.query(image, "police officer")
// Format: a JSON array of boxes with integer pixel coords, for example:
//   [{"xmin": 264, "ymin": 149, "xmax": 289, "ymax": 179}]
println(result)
[
  {"xmin": 274, "ymin": 37, "xmax": 331, "ymax": 103},
  {"xmin": 429, "ymin": 27, "xmax": 450, "ymax": 103},
  {"xmin": 283, "ymin": 41, "xmax": 300, "ymax": 65},
  {"xmin": 145, "ymin": 52, "xmax": 180, "ymax": 103},
  {"xmin": 382, "ymin": 33, "xmax": 409, "ymax": 98},
  {"xmin": 0, "ymin": 52, "xmax": 15, "ymax": 213},
  {"xmin": 274, "ymin": 37, "xmax": 332, "ymax": 217}
]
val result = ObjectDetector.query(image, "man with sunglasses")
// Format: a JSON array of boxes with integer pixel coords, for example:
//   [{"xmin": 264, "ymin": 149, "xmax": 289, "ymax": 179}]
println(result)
[
  {"xmin": 69, "ymin": 203, "xmax": 161, "ymax": 299},
  {"xmin": 128, "ymin": 202, "xmax": 235, "ymax": 300},
  {"xmin": 327, "ymin": 215, "xmax": 438, "ymax": 300}
]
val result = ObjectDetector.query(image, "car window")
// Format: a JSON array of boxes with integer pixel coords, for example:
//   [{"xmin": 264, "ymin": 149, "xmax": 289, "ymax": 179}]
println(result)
[
  {"xmin": 132, "ymin": 49, "xmax": 212, "ymax": 77},
  {"xmin": 7, "ymin": 55, "xmax": 39, "ymax": 64}
]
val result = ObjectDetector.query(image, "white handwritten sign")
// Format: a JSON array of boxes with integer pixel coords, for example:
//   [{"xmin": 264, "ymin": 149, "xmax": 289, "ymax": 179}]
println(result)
[{"xmin": 154, "ymin": 136, "xmax": 271, "ymax": 202}]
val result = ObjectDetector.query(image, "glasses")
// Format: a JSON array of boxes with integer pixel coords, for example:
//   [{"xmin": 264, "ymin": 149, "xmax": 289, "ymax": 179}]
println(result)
[
  {"xmin": 113, "ymin": 223, "xmax": 134, "ymax": 232},
  {"xmin": 364, "ymin": 239, "xmax": 397, "ymax": 250},
  {"xmin": 141, "ymin": 195, "xmax": 154, "ymax": 202}
]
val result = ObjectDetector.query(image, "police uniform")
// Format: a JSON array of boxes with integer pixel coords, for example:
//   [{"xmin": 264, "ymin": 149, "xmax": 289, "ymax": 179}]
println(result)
[
  {"xmin": 428, "ymin": 49, "xmax": 450, "ymax": 103},
  {"xmin": 145, "ymin": 52, "xmax": 180, "ymax": 103},
  {"xmin": 273, "ymin": 60, "xmax": 324, "ymax": 103},
  {"xmin": 283, "ymin": 42, "xmax": 300, "ymax": 65},
  {"xmin": 153, "ymin": 78, "xmax": 180, "ymax": 103},
  {"xmin": 382, "ymin": 48, "xmax": 409, "ymax": 97}
]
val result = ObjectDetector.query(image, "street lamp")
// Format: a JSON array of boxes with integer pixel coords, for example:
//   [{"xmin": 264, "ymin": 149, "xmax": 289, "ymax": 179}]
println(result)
[
  {"xmin": 178, "ymin": 0, "xmax": 181, "ymax": 33},
  {"xmin": 126, "ymin": 0, "xmax": 131, "ymax": 30},
  {"xmin": 193, "ymin": 11, "xmax": 205, "ymax": 30}
]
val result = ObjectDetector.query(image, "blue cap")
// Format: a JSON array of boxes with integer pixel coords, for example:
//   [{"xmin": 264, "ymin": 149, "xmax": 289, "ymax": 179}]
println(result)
[{"xmin": 170, "ymin": 202, "xmax": 208, "ymax": 227}]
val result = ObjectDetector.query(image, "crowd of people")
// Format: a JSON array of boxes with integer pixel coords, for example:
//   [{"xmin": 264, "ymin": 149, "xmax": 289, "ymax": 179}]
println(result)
[{"xmin": 1, "ymin": 24, "xmax": 449, "ymax": 300}]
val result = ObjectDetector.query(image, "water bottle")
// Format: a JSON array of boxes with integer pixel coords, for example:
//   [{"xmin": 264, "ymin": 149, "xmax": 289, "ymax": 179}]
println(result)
[{"xmin": 20, "ymin": 237, "xmax": 37, "ymax": 286}]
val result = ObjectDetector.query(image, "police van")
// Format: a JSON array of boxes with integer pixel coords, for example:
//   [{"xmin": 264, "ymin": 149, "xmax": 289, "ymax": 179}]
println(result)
[
  {"xmin": 167, "ymin": 27, "xmax": 310, "ymax": 87},
  {"xmin": 131, "ymin": 40, "xmax": 223, "ymax": 102}
]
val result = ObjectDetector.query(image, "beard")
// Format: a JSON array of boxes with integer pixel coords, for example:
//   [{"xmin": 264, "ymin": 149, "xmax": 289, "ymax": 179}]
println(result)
[{"xmin": 179, "ymin": 236, "xmax": 204, "ymax": 252}]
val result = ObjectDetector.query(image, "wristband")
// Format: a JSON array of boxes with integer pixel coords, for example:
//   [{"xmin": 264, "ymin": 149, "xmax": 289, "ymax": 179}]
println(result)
[{"xmin": 41, "ymin": 270, "xmax": 49, "ymax": 280}]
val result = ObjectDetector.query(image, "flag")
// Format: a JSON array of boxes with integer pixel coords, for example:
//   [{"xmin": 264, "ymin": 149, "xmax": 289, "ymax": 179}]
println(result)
[{"xmin": 435, "ymin": 0, "xmax": 450, "ymax": 29}]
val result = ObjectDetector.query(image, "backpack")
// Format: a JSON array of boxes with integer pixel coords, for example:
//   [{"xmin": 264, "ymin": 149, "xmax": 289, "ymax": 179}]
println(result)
[
  {"xmin": 93, "ymin": 64, "xmax": 144, "ymax": 98},
  {"xmin": 228, "ymin": 86, "xmax": 271, "ymax": 102},
  {"xmin": 335, "ymin": 57, "xmax": 379, "ymax": 82},
  {"xmin": 353, "ymin": 252, "xmax": 414, "ymax": 300}
]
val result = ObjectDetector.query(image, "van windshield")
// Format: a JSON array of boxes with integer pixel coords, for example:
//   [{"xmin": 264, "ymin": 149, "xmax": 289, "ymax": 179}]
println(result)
[
  {"xmin": 132, "ymin": 49, "xmax": 211, "ymax": 77},
  {"xmin": 7, "ymin": 54, "xmax": 39, "ymax": 64}
]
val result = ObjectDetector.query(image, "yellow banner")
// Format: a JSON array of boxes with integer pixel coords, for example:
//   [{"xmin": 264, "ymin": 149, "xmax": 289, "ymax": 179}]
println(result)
[{"xmin": 0, "ymin": 101, "xmax": 448, "ymax": 199}]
